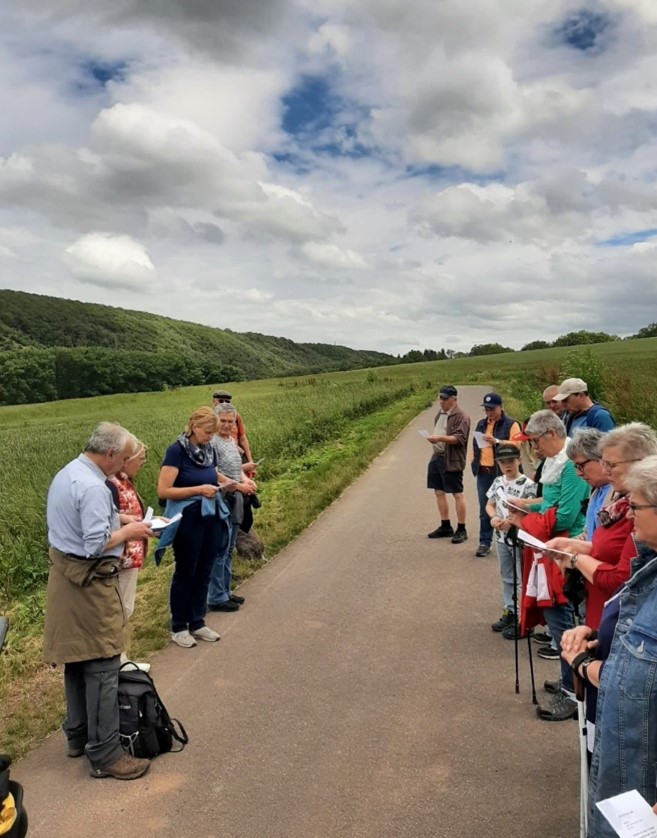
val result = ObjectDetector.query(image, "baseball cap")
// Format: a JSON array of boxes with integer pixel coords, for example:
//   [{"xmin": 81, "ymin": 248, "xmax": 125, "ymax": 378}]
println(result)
[
  {"xmin": 439, "ymin": 385, "xmax": 458, "ymax": 398},
  {"xmin": 481, "ymin": 392, "xmax": 502, "ymax": 407},
  {"xmin": 554, "ymin": 378, "xmax": 587, "ymax": 400},
  {"xmin": 496, "ymin": 442, "xmax": 521, "ymax": 460},
  {"xmin": 213, "ymin": 390, "xmax": 232, "ymax": 400}
]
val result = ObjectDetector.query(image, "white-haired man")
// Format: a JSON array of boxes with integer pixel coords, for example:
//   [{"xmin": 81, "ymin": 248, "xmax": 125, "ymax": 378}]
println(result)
[{"xmin": 43, "ymin": 422, "xmax": 155, "ymax": 780}]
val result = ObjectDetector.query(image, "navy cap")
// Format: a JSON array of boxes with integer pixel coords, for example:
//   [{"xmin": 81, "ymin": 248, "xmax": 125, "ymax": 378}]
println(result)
[
  {"xmin": 439, "ymin": 385, "xmax": 458, "ymax": 398},
  {"xmin": 481, "ymin": 392, "xmax": 502, "ymax": 407}
]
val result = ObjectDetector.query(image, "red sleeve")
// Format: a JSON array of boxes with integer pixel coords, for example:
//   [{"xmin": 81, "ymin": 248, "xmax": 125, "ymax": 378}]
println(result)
[{"xmin": 591, "ymin": 529, "xmax": 635, "ymax": 599}]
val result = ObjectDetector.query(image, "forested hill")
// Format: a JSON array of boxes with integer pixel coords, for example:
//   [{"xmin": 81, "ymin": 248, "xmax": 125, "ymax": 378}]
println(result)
[{"xmin": 0, "ymin": 289, "xmax": 395, "ymax": 405}]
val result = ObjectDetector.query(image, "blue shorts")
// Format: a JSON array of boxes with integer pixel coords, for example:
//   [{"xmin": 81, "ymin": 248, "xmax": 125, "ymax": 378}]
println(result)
[{"xmin": 427, "ymin": 456, "xmax": 464, "ymax": 494}]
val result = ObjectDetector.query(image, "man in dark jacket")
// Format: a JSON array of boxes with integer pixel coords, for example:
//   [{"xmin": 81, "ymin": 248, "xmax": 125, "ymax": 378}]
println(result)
[
  {"xmin": 471, "ymin": 393, "xmax": 521, "ymax": 557},
  {"xmin": 427, "ymin": 385, "xmax": 471, "ymax": 544}
]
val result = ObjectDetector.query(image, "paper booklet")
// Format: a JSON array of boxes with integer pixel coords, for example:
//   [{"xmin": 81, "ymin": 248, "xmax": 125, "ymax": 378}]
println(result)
[
  {"xmin": 473, "ymin": 430, "xmax": 491, "ymax": 448},
  {"xmin": 516, "ymin": 530, "xmax": 575, "ymax": 558},
  {"xmin": 597, "ymin": 789, "xmax": 657, "ymax": 837}
]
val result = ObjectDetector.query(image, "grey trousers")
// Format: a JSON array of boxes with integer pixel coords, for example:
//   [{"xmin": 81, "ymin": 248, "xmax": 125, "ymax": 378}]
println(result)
[{"xmin": 63, "ymin": 655, "xmax": 123, "ymax": 769}]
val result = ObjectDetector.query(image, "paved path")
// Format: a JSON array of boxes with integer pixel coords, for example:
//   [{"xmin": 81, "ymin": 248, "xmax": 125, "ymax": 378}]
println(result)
[{"xmin": 18, "ymin": 386, "xmax": 579, "ymax": 838}]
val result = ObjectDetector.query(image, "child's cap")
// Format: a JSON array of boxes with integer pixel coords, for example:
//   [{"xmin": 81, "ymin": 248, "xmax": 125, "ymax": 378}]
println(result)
[{"xmin": 496, "ymin": 443, "xmax": 521, "ymax": 461}]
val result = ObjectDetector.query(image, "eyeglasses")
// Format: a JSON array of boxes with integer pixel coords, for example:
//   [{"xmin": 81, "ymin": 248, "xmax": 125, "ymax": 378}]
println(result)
[
  {"xmin": 600, "ymin": 458, "xmax": 641, "ymax": 471},
  {"xmin": 528, "ymin": 431, "xmax": 550, "ymax": 448},
  {"xmin": 629, "ymin": 503, "xmax": 657, "ymax": 512},
  {"xmin": 215, "ymin": 398, "xmax": 231, "ymax": 403},
  {"xmin": 574, "ymin": 459, "xmax": 592, "ymax": 473}
]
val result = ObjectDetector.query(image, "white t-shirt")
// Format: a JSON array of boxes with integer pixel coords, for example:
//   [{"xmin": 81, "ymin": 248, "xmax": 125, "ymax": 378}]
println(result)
[{"xmin": 486, "ymin": 474, "xmax": 537, "ymax": 527}]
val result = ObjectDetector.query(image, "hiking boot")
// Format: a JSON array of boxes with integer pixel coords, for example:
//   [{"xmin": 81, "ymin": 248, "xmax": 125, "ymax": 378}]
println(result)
[
  {"xmin": 451, "ymin": 529, "xmax": 468, "ymax": 544},
  {"xmin": 229, "ymin": 593, "xmax": 245, "ymax": 604},
  {"xmin": 536, "ymin": 692, "xmax": 577, "ymax": 722},
  {"xmin": 532, "ymin": 630, "xmax": 552, "ymax": 644},
  {"xmin": 544, "ymin": 679, "xmax": 562, "ymax": 695},
  {"xmin": 475, "ymin": 543, "xmax": 491, "ymax": 557},
  {"xmin": 208, "ymin": 600, "xmax": 240, "ymax": 612},
  {"xmin": 491, "ymin": 611, "xmax": 514, "ymax": 632},
  {"xmin": 191, "ymin": 625, "xmax": 221, "ymax": 642},
  {"xmin": 537, "ymin": 645, "xmax": 560, "ymax": 660},
  {"xmin": 90, "ymin": 754, "xmax": 150, "ymax": 780},
  {"xmin": 171, "ymin": 630, "xmax": 197, "ymax": 648},
  {"xmin": 67, "ymin": 744, "xmax": 86, "ymax": 758},
  {"xmin": 428, "ymin": 525, "xmax": 454, "ymax": 539}
]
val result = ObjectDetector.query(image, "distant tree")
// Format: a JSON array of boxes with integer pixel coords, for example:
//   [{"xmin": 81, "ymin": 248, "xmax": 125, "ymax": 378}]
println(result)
[
  {"xmin": 632, "ymin": 323, "xmax": 657, "ymax": 339},
  {"xmin": 521, "ymin": 340, "xmax": 551, "ymax": 351},
  {"xmin": 553, "ymin": 330, "xmax": 618, "ymax": 347},
  {"xmin": 400, "ymin": 350, "xmax": 425, "ymax": 363},
  {"xmin": 469, "ymin": 343, "xmax": 514, "ymax": 356}
]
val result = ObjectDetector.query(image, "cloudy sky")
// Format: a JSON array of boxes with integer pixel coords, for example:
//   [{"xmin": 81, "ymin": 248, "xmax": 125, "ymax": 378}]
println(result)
[{"xmin": 1, "ymin": 0, "xmax": 657, "ymax": 355}]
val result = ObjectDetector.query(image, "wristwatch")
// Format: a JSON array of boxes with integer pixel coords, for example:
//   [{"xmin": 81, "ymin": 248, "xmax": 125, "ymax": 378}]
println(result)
[
  {"xmin": 581, "ymin": 657, "xmax": 597, "ymax": 683},
  {"xmin": 569, "ymin": 553, "xmax": 580, "ymax": 569},
  {"xmin": 570, "ymin": 650, "xmax": 594, "ymax": 681}
]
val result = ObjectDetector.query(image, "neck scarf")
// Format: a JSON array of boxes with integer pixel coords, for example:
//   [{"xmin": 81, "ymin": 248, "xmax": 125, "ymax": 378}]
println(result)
[
  {"xmin": 540, "ymin": 444, "xmax": 569, "ymax": 485},
  {"xmin": 177, "ymin": 433, "xmax": 215, "ymax": 468}
]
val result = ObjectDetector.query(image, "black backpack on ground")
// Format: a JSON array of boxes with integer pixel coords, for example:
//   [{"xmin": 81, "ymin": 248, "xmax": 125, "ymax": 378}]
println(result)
[{"xmin": 118, "ymin": 664, "xmax": 189, "ymax": 759}]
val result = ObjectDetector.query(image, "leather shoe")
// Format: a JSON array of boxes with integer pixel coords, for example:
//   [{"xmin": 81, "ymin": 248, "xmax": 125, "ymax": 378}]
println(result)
[
  {"xmin": 229, "ymin": 593, "xmax": 245, "ymax": 604},
  {"xmin": 208, "ymin": 600, "xmax": 240, "ymax": 612},
  {"xmin": 68, "ymin": 744, "xmax": 86, "ymax": 758},
  {"xmin": 475, "ymin": 543, "xmax": 491, "ymax": 557},
  {"xmin": 451, "ymin": 529, "xmax": 468, "ymax": 544}
]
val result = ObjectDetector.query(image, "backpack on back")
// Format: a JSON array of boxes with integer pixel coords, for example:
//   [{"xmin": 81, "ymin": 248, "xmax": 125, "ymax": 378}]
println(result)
[{"xmin": 118, "ymin": 664, "xmax": 188, "ymax": 759}]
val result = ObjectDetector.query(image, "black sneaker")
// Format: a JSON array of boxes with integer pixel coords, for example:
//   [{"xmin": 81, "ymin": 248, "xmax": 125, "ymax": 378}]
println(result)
[
  {"xmin": 451, "ymin": 529, "xmax": 468, "ymax": 544},
  {"xmin": 428, "ymin": 525, "xmax": 454, "ymax": 539},
  {"xmin": 544, "ymin": 679, "xmax": 561, "ymax": 694},
  {"xmin": 537, "ymin": 645, "xmax": 560, "ymax": 660},
  {"xmin": 491, "ymin": 611, "xmax": 514, "ymax": 632},
  {"xmin": 208, "ymin": 600, "xmax": 240, "ymax": 612},
  {"xmin": 475, "ymin": 543, "xmax": 491, "ymax": 557},
  {"xmin": 532, "ymin": 630, "xmax": 552, "ymax": 644},
  {"xmin": 229, "ymin": 593, "xmax": 245, "ymax": 604},
  {"xmin": 536, "ymin": 692, "xmax": 577, "ymax": 722},
  {"xmin": 502, "ymin": 622, "xmax": 526, "ymax": 640}
]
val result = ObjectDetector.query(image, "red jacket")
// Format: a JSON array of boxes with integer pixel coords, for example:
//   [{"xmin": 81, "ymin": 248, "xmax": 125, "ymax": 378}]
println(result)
[{"xmin": 519, "ymin": 507, "xmax": 569, "ymax": 633}]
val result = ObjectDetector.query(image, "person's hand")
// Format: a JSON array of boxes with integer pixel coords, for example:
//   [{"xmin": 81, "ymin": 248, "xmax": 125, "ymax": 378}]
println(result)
[
  {"xmin": 510, "ymin": 497, "xmax": 533, "ymax": 509},
  {"xmin": 237, "ymin": 481, "xmax": 256, "ymax": 495},
  {"xmin": 124, "ymin": 521, "xmax": 156, "ymax": 540},
  {"xmin": 242, "ymin": 461, "xmax": 257, "ymax": 472},
  {"xmin": 119, "ymin": 513, "xmax": 139, "ymax": 525},
  {"xmin": 505, "ymin": 509, "xmax": 526, "ymax": 528},
  {"xmin": 199, "ymin": 484, "xmax": 220, "ymax": 498},
  {"xmin": 427, "ymin": 435, "xmax": 441, "ymax": 444},
  {"xmin": 490, "ymin": 515, "xmax": 504, "ymax": 530},
  {"xmin": 545, "ymin": 537, "xmax": 578, "ymax": 553},
  {"xmin": 483, "ymin": 433, "xmax": 496, "ymax": 443},
  {"xmin": 561, "ymin": 626, "xmax": 595, "ymax": 662},
  {"xmin": 498, "ymin": 519, "xmax": 512, "ymax": 532}
]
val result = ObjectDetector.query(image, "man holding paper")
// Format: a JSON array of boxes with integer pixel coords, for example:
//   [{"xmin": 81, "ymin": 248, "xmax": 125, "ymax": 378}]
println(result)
[
  {"xmin": 471, "ymin": 393, "xmax": 521, "ymax": 558},
  {"xmin": 426, "ymin": 385, "xmax": 471, "ymax": 544}
]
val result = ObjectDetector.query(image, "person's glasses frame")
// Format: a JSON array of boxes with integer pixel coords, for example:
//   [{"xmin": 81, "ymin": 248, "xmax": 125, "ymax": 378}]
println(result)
[
  {"xmin": 574, "ymin": 459, "xmax": 593, "ymax": 473},
  {"xmin": 600, "ymin": 458, "xmax": 641, "ymax": 471},
  {"xmin": 629, "ymin": 503, "xmax": 657, "ymax": 512},
  {"xmin": 528, "ymin": 430, "xmax": 550, "ymax": 448}
]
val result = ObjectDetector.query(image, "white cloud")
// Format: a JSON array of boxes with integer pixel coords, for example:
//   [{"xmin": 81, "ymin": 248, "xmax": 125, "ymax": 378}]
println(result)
[
  {"xmin": 1, "ymin": 0, "xmax": 657, "ymax": 354},
  {"xmin": 63, "ymin": 232, "xmax": 156, "ymax": 290}
]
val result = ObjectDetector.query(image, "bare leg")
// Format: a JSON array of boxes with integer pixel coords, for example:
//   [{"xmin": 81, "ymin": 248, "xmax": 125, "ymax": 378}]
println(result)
[
  {"xmin": 434, "ymin": 490, "xmax": 449, "ymax": 521},
  {"xmin": 453, "ymin": 492, "xmax": 466, "ymax": 525}
]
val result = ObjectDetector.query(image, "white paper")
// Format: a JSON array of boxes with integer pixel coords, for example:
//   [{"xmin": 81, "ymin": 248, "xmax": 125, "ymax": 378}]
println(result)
[
  {"xmin": 143, "ymin": 507, "xmax": 153, "ymax": 523},
  {"xmin": 148, "ymin": 513, "xmax": 183, "ymax": 531},
  {"xmin": 517, "ymin": 530, "xmax": 576, "ymax": 558},
  {"xmin": 219, "ymin": 480, "xmax": 238, "ymax": 491},
  {"xmin": 473, "ymin": 430, "xmax": 491, "ymax": 448},
  {"xmin": 417, "ymin": 430, "xmax": 430, "ymax": 439},
  {"xmin": 597, "ymin": 789, "xmax": 657, "ymax": 837}
]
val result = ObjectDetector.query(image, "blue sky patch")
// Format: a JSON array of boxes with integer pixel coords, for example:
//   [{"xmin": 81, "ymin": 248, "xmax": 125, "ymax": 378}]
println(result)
[
  {"xmin": 555, "ymin": 9, "xmax": 611, "ymax": 52},
  {"xmin": 599, "ymin": 228, "xmax": 657, "ymax": 247},
  {"xmin": 73, "ymin": 59, "xmax": 127, "ymax": 92}
]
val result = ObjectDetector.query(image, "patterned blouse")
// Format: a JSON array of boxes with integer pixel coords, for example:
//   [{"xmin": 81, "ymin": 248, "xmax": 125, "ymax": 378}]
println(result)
[{"xmin": 109, "ymin": 472, "xmax": 146, "ymax": 570}]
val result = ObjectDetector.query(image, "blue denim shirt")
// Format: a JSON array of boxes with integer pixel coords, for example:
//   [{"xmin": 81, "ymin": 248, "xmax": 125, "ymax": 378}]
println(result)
[{"xmin": 588, "ymin": 541, "xmax": 657, "ymax": 836}]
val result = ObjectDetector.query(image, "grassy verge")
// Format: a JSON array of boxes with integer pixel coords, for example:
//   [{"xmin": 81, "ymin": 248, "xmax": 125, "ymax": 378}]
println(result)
[{"xmin": 0, "ymin": 386, "xmax": 433, "ymax": 759}]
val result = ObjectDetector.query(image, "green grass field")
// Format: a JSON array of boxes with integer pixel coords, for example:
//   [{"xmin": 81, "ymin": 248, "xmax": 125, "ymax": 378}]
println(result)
[{"xmin": 1, "ymin": 337, "xmax": 656, "ymax": 757}]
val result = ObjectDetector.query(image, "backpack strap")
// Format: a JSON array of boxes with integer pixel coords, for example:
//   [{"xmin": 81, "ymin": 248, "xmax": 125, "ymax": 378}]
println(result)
[{"xmin": 168, "ymin": 718, "xmax": 189, "ymax": 751}]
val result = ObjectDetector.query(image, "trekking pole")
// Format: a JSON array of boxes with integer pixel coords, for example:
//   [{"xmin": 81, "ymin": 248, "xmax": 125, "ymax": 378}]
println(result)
[
  {"xmin": 510, "ymin": 531, "xmax": 520, "ymax": 694},
  {"xmin": 511, "ymin": 530, "xmax": 538, "ymax": 704}
]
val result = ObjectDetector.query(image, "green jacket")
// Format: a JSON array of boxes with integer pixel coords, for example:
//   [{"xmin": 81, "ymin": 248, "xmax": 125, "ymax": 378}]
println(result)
[{"xmin": 531, "ymin": 459, "xmax": 589, "ymax": 535}]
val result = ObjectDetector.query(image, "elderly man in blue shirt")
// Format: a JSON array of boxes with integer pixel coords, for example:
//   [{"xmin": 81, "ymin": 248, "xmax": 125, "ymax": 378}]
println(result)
[{"xmin": 43, "ymin": 422, "xmax": 155, "ymax": 781}]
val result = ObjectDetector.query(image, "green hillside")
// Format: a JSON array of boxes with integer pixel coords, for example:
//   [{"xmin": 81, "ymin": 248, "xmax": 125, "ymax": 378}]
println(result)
[{"xmin": 0, "ymin": 289, "xmax": 395, "ymax": 404}]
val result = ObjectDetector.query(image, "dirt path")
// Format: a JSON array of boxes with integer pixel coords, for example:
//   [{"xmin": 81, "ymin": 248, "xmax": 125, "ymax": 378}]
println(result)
[{"xmin": 18, "ymin": 386, "xmax": 578, "ymax": 838}]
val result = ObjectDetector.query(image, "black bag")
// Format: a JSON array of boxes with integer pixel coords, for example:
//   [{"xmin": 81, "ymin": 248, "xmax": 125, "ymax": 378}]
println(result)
[
  {"xmin": 118, "ymin": 664, "xmax": 188, "ymax": 759},
  {"xmin": 0, "ymin": 756, "xmax": 28, "ymax": 838}
]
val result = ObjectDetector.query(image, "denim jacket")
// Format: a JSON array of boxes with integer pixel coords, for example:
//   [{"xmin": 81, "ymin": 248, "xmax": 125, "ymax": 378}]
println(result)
[{"xmin": 588, "ymin": 541, "xmax": 657, "ymax": 836}]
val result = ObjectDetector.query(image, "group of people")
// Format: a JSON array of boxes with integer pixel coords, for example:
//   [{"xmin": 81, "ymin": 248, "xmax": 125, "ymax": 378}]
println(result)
[
  {"xmin": 43, "ymin": 390, "xmax": 258, "ymax": 782},
  {"xmin": 426, "ymin": 378, "xmax": 657, "ymax": 834}
]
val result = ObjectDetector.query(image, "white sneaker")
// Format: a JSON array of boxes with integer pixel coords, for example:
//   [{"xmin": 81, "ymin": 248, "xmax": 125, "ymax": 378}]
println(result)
[
  {"xmin": 136, "ymin": 662, "xmax": 151, "ymax": 673},
  {"xmin": 171, "ymin": 630, "xmax": 197, "ymax": 648},
  {"xmin": 190, "ymin": 626, "xmax": 221, "ymax": 643}
]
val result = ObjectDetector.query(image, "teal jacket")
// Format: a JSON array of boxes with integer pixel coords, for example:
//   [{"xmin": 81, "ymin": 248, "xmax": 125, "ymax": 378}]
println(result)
[{"xmin": 530, "ymin": 459, "xmax": 589, "ymax": 535}]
